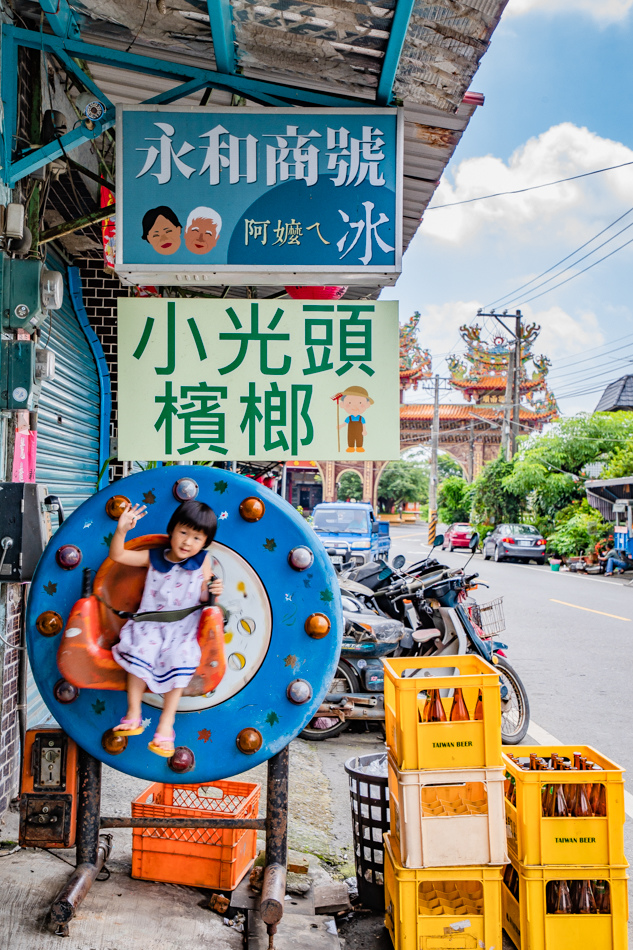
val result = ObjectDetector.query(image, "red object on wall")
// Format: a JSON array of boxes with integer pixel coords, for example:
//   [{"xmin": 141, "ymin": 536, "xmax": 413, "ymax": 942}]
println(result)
[{"xmin": 285, "ymin": 286, "xmax": 348, "ymax": 300}]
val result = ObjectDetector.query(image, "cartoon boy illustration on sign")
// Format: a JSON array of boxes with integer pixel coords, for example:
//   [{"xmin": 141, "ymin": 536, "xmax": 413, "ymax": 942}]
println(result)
[
  {"xmin": 142, "ymin": 206, "xmax": 182, "ymax": 255},
  {"xmin": 184, "ymin": 207, "xmax": 222, "ymax": 254},
  {"xmin": 334, "ymin": 386, "xmax": 374, "ymax": 453}
]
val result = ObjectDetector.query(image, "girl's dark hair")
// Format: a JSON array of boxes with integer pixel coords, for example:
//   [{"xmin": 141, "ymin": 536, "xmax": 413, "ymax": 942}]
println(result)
[
  {"xmin": 142, "ymin": 206, "xmax": 182, "ymax": 241},
  {"xmin": 167, "ymin": 500, "xmax": 217, "ymax": 546}
]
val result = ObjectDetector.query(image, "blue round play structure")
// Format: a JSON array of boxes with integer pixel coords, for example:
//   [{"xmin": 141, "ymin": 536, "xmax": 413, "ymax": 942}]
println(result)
[{"xmin": 26, "ymin": 467, "xmax": 342, "ymax": 783}]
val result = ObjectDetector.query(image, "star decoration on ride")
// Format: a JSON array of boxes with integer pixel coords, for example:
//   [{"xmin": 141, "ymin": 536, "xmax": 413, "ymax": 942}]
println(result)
[{"xmin": 198, "ymin": 728, "xmax": 212, "ymax": 743}]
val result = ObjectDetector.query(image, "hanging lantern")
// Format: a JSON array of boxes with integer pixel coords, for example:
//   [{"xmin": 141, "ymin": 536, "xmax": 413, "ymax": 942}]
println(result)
[{"xmin": 285, "ymin": 286, "xmax": 348, "ymax": 300}]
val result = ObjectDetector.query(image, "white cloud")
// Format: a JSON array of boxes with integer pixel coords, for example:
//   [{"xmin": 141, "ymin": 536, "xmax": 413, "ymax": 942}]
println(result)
[
  {"xmin": 422, "ymin": 124, "xmax": 633, "ymax": 246},
  {"xmin": 505, "ymin": 0, "xmax": 633, "ymax": 23},
  {"xmin": 522, "ymin": 305, "xmax": 604, "ymax": 361}
]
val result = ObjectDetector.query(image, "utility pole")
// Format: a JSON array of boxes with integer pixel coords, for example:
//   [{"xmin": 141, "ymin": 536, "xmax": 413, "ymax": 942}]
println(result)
[
  {"xmin": 511, "ymin": 311, "xmax": 522, "ymax": 457},
  {"xmin": 428, "ymin": 374, "xmax": 440, "ymax": 545},
  {"xmin": 468, "ymin": 418, "xmax": 474, "ymax": 483},
  {"xmin": 476, "ymin": 308, "xmax": 522, "ymax": 459}
]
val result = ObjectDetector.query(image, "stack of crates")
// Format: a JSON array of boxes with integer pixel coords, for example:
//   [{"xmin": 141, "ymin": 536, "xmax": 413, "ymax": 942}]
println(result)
[
  {"xmin": 382, "ymin": 655, "xmax": 508, "ymax": 950},
  {"xmin": 502, "ymin": 745, "xmax": 628, "ymax": 950}
]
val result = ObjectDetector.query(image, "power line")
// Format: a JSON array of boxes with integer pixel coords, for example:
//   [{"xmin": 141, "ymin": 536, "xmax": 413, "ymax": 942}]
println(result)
[
  {"xmin": 549, "ymin": 333, "xmax": 633, "ymax": 369},
  {"xmin": 516, "ymin": 233, "xmax": 633, "ymax": 306},
  {"xmin": 484, "ymin": 206, "xmax": 633, "ymax": 309},
  {"xmin": 426, "ymin": 160, "xmax": 633, "ymax": 211}
]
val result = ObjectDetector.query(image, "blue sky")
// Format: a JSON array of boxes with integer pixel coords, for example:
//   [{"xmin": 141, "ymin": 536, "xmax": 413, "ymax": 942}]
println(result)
[{"xmin": 382, "ymin": 0, "xmax": 633, "ymax": 415}]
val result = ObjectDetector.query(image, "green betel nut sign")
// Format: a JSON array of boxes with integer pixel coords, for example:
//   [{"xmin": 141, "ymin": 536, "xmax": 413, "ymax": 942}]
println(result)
[{"xmin": 117, "ymin": 298, "xmax": 400, "ymax": 462}]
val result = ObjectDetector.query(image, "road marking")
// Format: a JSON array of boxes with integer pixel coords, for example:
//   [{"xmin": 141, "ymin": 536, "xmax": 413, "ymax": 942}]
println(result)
[
  {"xmin": 550, "ymin": 599, "xmax": 630, "ymax": 622},
  {"xmin": 528, "ymin": 721, "xmax": 633, "ymax": 819},
  {"xmin": 491, "ymin": 561, "xmax": 623, "ymax": 587}
]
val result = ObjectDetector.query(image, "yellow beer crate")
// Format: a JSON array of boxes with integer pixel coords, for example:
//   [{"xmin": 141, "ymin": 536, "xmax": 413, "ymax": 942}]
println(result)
[
  {"xmin": 384, "ymin": 832, "xmax": 504, "ymax": 950},
  {"xmin": 383, "ymin": 655, "xmax": 502, "ymax": 772},
  {"xmin": 502, "ymin": 854, "xmax": 629, "ymax": 950},
  {"xmin": 503, "ymin": 745, "xmax": 625, "ymax": 867},
  {"xmin": 388, "ymin": 754, "xmax": 508, "ymax": 868}
]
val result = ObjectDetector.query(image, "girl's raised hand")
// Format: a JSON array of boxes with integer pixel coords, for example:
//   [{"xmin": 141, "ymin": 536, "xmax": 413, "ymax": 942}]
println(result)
[
  {"xmin": 118, "ymin": 503, "xmax": 147, "ymax": 533},
  {"xmin": 208, "ymin": 578, "xmax": 224, "ymax": 596}
]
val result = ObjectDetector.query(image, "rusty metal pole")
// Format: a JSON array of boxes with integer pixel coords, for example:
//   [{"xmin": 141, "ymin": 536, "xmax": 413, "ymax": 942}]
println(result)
[
  {"xmin": 76, "ymin": 747, "xmax": 102, "ymax": 865},
  {"xmin": 261, "ymin": 744, "xmax": 289, "ymax": 949},
  {"xmin": 49, "ymin": 748, "xmax": 105, "ymax": 934}
]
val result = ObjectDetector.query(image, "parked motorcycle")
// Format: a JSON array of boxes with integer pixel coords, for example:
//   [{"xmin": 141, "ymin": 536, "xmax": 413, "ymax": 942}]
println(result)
[{"xmin": 303, "ymin": 534, "xmax": 530, "ymax": 744}]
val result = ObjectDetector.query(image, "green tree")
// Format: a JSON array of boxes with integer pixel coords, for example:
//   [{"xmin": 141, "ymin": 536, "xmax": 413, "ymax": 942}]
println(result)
[
  {"xmin": 547, "ymin": 501, "xmax": 611, "ymax": 557},
  {"xmin": 438, "ymin": 476, "xmax": 472, "ymax": 523},
  {"xmin": 377, "ymin": 460, "xmax": 428, "ymax": 513},
  {"xmin": 601, "ymin": 442, "xmax": 633, "ymax": 478},
  {"xmin": 337, "ymin": 470, "xmax": 363, "ymax": 501},
  {"xmin": 438, "ymin": 453, "xmax": 464, "ymax": 480},
  {"xmin": 471, "ymin": 455, "xmax": 524, "ymax": 525}
]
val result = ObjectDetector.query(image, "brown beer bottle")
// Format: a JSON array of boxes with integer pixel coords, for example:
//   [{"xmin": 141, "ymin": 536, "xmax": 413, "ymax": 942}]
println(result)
[
  {"xmin": 590, "ymin": 783, "xmax": 607, "ymax": 817},
  {"xmin": 550, "ymin": 781, "xmax": 569, "ymax": 817},
  {"xmin": 594, "ymin": 880, "xmax": 610, "ymax": 914},
  {"xmin": 427, "ymin": 689, "xmax": 447, "ymax": 723},
  {"xmin": 529, "ymin": 752, "xmax": 538, "ymax": 770},
  {"xmin": 576, "ymin": 879, "xmax": 597, "ymax": 914},
  {"xmin": 473, "ymin": 688, "xmax": 484, "ymax": 720},
  {"xmin": 574, "ymin": 781, "xmax": 592, "ymax": 817},
  {"xmin": 553, "ymin": 880, "xmax": 572, "ymax": 914},
  {"xmin": 449, "ymin": 687, "xmax": 470, "ymax": 721}
]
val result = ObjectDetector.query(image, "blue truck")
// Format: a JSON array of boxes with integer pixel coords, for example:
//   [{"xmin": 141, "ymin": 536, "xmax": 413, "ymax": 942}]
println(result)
[{"xmin": 311, "ymin": 501, "xmax": 390, "ymax": 567}]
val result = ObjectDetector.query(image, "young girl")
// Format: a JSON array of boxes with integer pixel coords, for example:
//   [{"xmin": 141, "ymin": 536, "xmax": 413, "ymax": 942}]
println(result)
[{"xmin": 109, "ymin": 499, "xmax": 223, "ymax": 757}]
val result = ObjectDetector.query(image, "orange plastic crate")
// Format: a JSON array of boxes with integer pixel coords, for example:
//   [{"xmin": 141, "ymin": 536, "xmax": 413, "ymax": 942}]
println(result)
[{"xmin": 131, "ymin": 780, "xmax": 260, "ymax": 891}]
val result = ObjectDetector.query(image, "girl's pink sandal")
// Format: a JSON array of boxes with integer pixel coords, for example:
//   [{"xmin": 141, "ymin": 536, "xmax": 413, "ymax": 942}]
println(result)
[
  {"xmin": 148, "ymin": 730, "xmax": 175, "ymax": 757},
  {"xmin": 112, "ymin": 717, "xmax": 145, "ymax": 737}
]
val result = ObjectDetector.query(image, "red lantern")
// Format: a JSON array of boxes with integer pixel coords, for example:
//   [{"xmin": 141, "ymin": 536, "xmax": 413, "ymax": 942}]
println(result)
[{"xmin": 285, "ymin": 286, "xmax": 347, "ymax": 300}]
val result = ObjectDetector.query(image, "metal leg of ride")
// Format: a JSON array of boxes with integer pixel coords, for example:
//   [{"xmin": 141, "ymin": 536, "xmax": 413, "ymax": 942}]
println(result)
[
  {"xmin": 49, "ymin": 748, "xmax": 112, "ymax": 936},
  {"xmin": 260, "ymin": 745, "xmax": 289, "ymax": 950}
]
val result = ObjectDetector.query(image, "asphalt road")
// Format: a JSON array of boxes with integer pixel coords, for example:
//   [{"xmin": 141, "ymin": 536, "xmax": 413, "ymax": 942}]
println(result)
[{"xmin": 389, "ymin": 523, "xmax": 633, "ymax": 928}]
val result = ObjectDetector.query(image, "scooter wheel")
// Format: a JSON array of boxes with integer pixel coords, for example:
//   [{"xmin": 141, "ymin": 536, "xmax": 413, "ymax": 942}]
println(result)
[{"xmin": 300, "ymin": 662, "xmax": 360, "ymax": 741}]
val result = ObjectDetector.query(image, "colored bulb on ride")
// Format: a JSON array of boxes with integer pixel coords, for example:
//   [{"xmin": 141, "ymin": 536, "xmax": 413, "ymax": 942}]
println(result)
[
  {"xmin": 287, "ymin": 679, "xmax": 312, "ymax": 705},
  {"xmin": 101, "ymin": 728, "xmax": 128, "ymax": 755},
  {"xmin": 239, "ymin": 497, "xmax": 265, "ymax": 522},
  {"xmin": 173, "ymin": 478, "xmax": 199, "ymax": 501},
  {"xmin": 36, "ymin": 611, "xmax": 64, "ymax": 636},
  {"xmin": 55, "ymin": 544, "xmax": 82, "ymax": 570},
  {"xmin": 236, "ymin": 727, "xmax": 263, "ymax": 754},
  {"xmin": 304, "ymin": 613, "xmax": 330, "ymax": 639},
  {"xmin": 288, "ymin": 546, "xmax": 314, "ymax": 571},
  {"xmin": 54, "ymin": 679, "xmax": 79, "ymax": 704},
  {"xmin": 168, "ymin": 746, "xmax": 195, "ymax": 773},
  {"xmin": 105, "ymin": 495, "xmax": 131, "ymax": 520}
]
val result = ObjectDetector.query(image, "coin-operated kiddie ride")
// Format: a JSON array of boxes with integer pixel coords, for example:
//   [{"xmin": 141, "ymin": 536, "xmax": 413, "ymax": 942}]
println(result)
[{"xmin": 24, "ymin": 467, "xmax": 342, "ymax": 942}]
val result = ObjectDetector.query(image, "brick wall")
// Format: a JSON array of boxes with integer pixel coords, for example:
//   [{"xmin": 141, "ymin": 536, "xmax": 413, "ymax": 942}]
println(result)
[
  {"xmin": 77, "ymin": 259, "xmax": 130, "ymax": 478},
  {"xmin": 0, "ymin": 585, "xmax": 23, "ymax": 815}
]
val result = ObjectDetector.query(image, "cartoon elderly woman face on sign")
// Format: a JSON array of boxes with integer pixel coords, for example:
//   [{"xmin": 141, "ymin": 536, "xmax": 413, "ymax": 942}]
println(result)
[
  {"xmin": 142, "ymin": 206, "xmax": 182, "ymax": 255},
  {"xmin": 184, "ymin": 207, "xmax": 222, "ymax": 255}
]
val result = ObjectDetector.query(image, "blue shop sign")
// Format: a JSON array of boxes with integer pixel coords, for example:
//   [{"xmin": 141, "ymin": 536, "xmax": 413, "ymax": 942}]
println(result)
[{"xmin": 115, "ymin": 106, "xmax": 402, "ymax": 286}]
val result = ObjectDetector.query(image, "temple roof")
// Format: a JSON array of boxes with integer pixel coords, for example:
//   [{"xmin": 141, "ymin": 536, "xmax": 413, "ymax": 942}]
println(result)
[
  {"xmin": 400, "ymin": 404, "xmax": 556, "ymax": 422},
  {"xmin": 450, "ymin": 375, "xmax": 543, "ymax": 392}
]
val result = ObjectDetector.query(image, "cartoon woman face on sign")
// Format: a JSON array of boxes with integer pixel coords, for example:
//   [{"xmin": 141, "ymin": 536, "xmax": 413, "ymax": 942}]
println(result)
[
  {"xmin": 142, "ymin": 206, "xmax": 182, "ymax": 255},
  {"xmin": 184, "ymin": 207, "xmax": 222, "ymax": 255}
]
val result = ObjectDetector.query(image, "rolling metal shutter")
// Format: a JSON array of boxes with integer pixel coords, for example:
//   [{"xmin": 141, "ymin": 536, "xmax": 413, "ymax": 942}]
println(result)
[{"xmin": 29, "ymin": 262, "xmax": 104, "ymax": 726}]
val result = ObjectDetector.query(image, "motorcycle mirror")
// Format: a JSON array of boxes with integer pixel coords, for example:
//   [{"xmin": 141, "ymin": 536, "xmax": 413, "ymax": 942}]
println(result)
[
  {"xmin": 469, "ymin": 532, "xmax": 480, "ymax": 551},
  {"xmin": 392, "ymin": 554, "xmax": 406, "ymax": 569},
  {"xmin": 433, "ymin": 534, "xmax": 444, "ymax": 548}
]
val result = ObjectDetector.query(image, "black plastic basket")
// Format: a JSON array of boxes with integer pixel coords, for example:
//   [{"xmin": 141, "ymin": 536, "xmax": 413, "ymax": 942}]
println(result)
[{"xmin": 344, "ymin": 752, "xmax": 389, "ymax": 911}]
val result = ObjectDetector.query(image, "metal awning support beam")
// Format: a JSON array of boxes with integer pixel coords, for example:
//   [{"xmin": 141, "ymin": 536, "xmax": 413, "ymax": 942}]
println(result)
[
  {"xmin": 3, "ymin": 23, "xmax": 379, "ymax": 184},
  {"xmin": 8, "ymin": 26, "xmax": 370, "ymax": 108},
  {"xmin": 207, "ymin": 0, "xmax": 237, "ymax": 75},
  {"xmin": 38, "ymin": 0, "xmax": 81, "ymax": 39},
  {"xmin": 376, "ymin": 0, "xmax": 416, "ymax": 105}
]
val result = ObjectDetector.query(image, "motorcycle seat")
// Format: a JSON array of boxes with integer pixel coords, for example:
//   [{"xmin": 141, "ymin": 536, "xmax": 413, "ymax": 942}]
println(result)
[{"xmin": 412, "ymin": 627, "xmax": 440, "ymax": 643}]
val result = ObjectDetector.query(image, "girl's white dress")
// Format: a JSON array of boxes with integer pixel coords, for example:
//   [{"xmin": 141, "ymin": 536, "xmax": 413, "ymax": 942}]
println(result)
[{"xmin": 112, "ymin": 548, "xmax": 206, "ymax": 694}]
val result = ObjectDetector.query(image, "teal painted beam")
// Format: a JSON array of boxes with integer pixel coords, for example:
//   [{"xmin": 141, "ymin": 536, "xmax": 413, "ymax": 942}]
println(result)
[
  {"xmin": 54, "ymin": 48, "xmax": 114, "ymax": 111},
  {"xmin": 376, "ymin": 0, "xmax": 416, "ymax": 105},
  {"xmin": 7, "ymin": 25, "xmax": 371, "ymax": 109},
  {"xmin": 207, "ymin": 0, "xmax": 237, "ymax": 74},
  {"xmin": 38, "ymin": 0, "xmax": 81, "ymax": 39},
  {"xmin": 144, "ymin": 77, "xmax": 287, "ymax": 107},
  {"xmin": 8, "ymin": 110, "xmax": 116, "ymax": 185}
]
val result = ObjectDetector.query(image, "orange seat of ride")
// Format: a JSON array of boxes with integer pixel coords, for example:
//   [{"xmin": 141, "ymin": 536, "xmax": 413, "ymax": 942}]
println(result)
[{"xmin": 56, "ymin": 534, "xmax": 226, "ymax": 696}]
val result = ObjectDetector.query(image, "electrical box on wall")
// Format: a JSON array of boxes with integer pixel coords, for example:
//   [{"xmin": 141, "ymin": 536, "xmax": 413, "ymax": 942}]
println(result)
[
  {"xmin": 0, "ymin": 483, "xmax": 54, "ymax": 581},
  {"xmin": 20, "ymin": 727, "xmax": 79, "ymax": 849},
  {"xmin": 1, "ymin": 257, "xmax": 64, "ymax": 331},
  {"xmin": 0, "ymin": 340, "xmax": 36, "ymax": 409}
]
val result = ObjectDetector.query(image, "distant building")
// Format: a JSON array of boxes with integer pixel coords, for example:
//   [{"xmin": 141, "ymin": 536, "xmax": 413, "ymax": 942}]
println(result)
[{"xmin": 595, "ymin": 376, "xmax": 633, "ymax": 413}]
